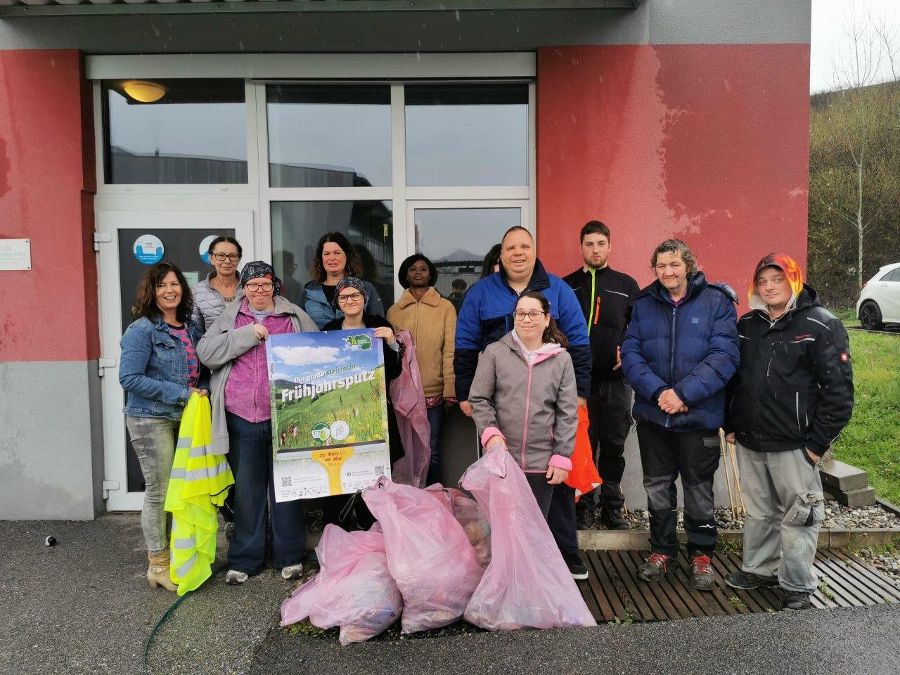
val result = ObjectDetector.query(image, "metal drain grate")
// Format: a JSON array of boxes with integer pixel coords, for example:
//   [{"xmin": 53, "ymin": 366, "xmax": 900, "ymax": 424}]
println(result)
[{"xmin": 578, "ymin": 549, "xmax": 900, "ymax": 622}]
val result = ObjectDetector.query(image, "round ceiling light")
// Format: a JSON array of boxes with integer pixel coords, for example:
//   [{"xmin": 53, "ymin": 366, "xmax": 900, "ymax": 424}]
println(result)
[{"xmin": 122, "ymin": 80, "xmax": 168, "ymax": 103}]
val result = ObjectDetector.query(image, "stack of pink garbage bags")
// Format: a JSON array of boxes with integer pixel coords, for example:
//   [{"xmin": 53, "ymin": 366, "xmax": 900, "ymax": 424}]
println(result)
[{"xmin": 280, "ymin": 452, "xmax": 595, "ymax": 644}]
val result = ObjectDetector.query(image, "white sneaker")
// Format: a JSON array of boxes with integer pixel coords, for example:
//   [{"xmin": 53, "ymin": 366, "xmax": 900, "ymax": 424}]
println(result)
[
  {"xmin": 225, "ymin": 569, "xmax": 248, "ymax": 585},
  {"xmin": 281, "ymin": 564, "xmax": 303, "ymax": 580}
]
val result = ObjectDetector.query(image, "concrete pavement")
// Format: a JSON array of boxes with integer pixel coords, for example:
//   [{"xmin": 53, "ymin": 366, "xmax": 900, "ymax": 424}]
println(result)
[{"xmin": 1, "ymin": 515, "xmax": 897, "ymax": 674}]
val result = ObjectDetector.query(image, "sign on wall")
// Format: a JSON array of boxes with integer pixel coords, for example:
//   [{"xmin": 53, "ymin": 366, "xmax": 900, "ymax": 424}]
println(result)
[
  {"xmin": 267, "ymin": 329, "xmax": 391, "ymax": 502},
  {"xmin": 0, "ymin": 239, "xmax": 31, "ymax": 270}
]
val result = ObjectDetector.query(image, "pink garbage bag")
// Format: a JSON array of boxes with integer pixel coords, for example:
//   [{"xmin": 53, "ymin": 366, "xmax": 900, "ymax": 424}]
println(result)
[
  {"xmin": 460, "ymin": 450, "xmax": 597, "ymax": 630},
  {"xmin": 424, "ymin": 484, "xmax": 492, "ymax": 568},
  {"xmin": 363, "ymin": 477, "xmax": 484, "ymax": 634},
  {"xmin": 389, "ymin": 330, "xmax": 431, "ymax": 488},
  {"xmin": 280, "ymin": 524, "xmax": 402, "ymax": 645}
]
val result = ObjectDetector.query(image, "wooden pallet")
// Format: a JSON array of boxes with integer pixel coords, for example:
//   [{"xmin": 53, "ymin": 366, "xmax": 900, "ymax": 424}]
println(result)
[{"xmin": 578, "ymin": 549, "xmax": 900, "ymax": 622}]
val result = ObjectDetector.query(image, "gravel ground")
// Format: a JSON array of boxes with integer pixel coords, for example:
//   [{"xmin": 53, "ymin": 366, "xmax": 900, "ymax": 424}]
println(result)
[{"xmin": 579, "ymin": 499, "xmax": 900, "ymax": 532}]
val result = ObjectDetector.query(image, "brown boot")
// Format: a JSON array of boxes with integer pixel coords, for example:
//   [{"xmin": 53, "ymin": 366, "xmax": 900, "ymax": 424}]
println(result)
[{"xmin": 147, "ymin": 550, "xmax": 177, "ymax": 591}]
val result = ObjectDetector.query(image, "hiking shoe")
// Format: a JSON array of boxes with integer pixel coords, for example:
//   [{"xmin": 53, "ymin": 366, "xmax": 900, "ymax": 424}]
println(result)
[
  {"xmin": 781, "ymin": 589, "xmax": 812, "ymax": 610},
  {"xmin": 225, "ymin": 569, "xmax": 248, "ymax": 585},
  {"xmin": 565, "ymin": 554, "xmax": 589, "ymax": 581},
  {"xmin": 725, "ymin": 570, "xmax": 779, "ymax": 590},
  {"xmin": 690, "ymin": 554, "xmax": 715, "ymax": 591},
  {"xmin": 637, "ymin": 552, "xmax": 672, "ymax": 582},
  {"xmin": 576, "ymin": 501, "xmax": 594, "ymax": 529},
  {"xmin": 281, "ymin": 564, "xmax": 304, "ymax": 581},
  {"xmin": 598, "ymin": 506, "xmax": 630, "ymax": 531}
]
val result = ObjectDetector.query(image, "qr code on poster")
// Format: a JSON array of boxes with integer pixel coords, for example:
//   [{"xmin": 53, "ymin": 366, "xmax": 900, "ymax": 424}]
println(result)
[{"xmin": 280, "ymin": 476, "xmax": 293, "ymax": 488}]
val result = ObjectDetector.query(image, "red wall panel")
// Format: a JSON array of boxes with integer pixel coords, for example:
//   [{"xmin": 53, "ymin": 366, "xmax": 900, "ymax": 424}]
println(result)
[
  {"xmin": 536, "ymin": 45, "xmax": 810, "ymax": 312},
  {"xmin": 0, "ymin": 50, "xmax": 98, "ymax": 361}
]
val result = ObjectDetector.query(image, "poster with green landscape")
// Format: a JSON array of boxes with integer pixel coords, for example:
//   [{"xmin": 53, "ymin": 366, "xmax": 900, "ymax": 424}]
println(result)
[{"xmin": 265, "ymin": 329, "xmax": 391, "ymax": 502}]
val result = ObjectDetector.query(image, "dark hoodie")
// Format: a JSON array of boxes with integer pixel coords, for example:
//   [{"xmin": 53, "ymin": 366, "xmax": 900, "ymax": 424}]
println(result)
[{"xmin": 724, "ymin": 285, "xmax": 854, "ymax": 456}]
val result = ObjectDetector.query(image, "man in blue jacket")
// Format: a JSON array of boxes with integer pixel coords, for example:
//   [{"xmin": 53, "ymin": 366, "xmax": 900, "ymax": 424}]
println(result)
[
  {"xmin": 622, "ymin": 239, "xmax": 739, "ymax": 590},
  {"xmin": 455, "ymin": 226, "xmax": 592, "ymax": 579}
]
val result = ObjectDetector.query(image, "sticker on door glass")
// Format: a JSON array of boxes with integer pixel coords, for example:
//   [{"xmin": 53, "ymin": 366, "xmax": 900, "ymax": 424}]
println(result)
[
  {"xmin": 133, "ymin": 234, "xmax": 164, "ymax": 265},
  {"xmin": 199, "ymin": 235, "xmax": 218, "ymax": 265}
]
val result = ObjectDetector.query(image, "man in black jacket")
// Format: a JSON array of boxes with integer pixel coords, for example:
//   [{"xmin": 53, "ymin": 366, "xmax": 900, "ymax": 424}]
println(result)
[
  {"xmin": 724, "ymin": 253, "xmax": 854, "ymax": 610},
  {"xmin": 564, "ymin": 221, "xmax": 640, "ymax": 530}
]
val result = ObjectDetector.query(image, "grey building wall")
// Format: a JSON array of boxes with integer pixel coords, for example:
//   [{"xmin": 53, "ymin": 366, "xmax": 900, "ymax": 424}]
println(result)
[
  {"xmin": 1, "ymin": 1, "xmax": 809, "ymax": 52},
  {"xmin": 0, "ymin": 361, "xmax": 104, "ymax": 519}
]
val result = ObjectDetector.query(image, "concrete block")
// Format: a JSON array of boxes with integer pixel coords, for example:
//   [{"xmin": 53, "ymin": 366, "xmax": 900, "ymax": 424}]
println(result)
[
  {"xmin": 820, "ymin": 460, "xmax": 869, "ymax": 492},
  {"xmin": 830, "ymin": 486, "xmax": 878, "ymax": 508}
]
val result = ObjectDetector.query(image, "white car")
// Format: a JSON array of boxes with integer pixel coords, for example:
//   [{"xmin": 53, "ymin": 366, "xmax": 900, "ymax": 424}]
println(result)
[{"xmin": 856, "ymin": 262, "xmax": 900, "ymax": 330}]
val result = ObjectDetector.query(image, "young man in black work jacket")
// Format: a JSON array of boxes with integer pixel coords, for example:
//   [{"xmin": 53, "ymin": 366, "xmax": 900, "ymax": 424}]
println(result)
[
  {"xmin": 724, "ymin": 253, "xmax": 854, "ymax": 610},
  {"xmin": 564, "ymin": 221, "xmax": 640, "ymax": 530}
]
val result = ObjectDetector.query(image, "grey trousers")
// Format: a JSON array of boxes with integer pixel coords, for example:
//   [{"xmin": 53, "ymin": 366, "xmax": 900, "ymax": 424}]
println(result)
[
  {"xmin": 126, "ymin": 415, "xmax": 179, "ymax": 553},
  {"xmin": 736, "ymin": 442, "xmax": 825, "ymax": 593}
]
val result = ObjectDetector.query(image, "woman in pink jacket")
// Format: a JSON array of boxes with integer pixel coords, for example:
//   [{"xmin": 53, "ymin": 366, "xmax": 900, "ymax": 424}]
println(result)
[{"xmin": 468, "ymin": 291, "xmax": 579, "ymax": 518}]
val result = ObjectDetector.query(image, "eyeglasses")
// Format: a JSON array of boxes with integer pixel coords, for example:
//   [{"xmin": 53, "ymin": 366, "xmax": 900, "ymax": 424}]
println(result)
[
  {"xmin": 211, "ymin": 252, "xmax": 241, "ymax": 262},
  {"xmin": 337, "ymin": 292, "xmax": 364, "ymax": 304},
  {"xmin": 245, "ymin": 281, "xmax": 274, "ymax": 293},
  {"xmin": 514, "ymin": 310, "xmax": 546, "ymax": 321}
]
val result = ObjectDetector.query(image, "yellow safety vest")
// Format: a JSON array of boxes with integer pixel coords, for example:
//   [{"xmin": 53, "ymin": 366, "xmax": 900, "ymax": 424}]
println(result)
[{"xmin": 164, "ymin": 393, "xmax": 234, "ymax": 595}]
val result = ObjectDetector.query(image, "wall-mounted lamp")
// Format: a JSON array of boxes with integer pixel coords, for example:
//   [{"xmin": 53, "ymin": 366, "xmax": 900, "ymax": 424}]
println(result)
[{"xmin": 122, "ymin": 80, "xmax": 168, "ymax": 103}]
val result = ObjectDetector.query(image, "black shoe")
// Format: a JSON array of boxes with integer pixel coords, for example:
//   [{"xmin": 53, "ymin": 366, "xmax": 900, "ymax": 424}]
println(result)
[
  {"xmin": 565, "ymin": 554, "xmax": 589, "ymax": 581},
  {"xmin": 576, "ymin": 501, "xmax": 594, "ymax": 529},
  {"xmin": 781, "ymin": 588, "xmax": 812, "ymax": 610},
  {"xmin": 637, "ymin": 552, "xmax": 673, "ymax": 582},
  {"xmin": 598, "ymin": 506, "xmax": 629, "ymax": 530},
  {"xmin": 725, "ymin": 570, "xmax": 779, "ymax": 590}
]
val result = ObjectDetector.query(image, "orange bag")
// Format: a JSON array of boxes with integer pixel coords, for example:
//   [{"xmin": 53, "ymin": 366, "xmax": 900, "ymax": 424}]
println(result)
[{"xmin": 564, "ymin": 405, "xmax": 602, "ymax": 502}]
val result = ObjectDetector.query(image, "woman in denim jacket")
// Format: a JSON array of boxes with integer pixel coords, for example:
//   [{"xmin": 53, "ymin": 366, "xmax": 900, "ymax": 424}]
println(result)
[{"xmin": 119, "ymin": 262, "xmax": 209, "ymax": 592}]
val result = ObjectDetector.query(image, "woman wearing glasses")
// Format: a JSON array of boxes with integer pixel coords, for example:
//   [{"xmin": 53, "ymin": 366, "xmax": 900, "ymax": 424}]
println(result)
[
  {"xmin": 119, "ymin": 262, "xmax": 209, "ymax": 592},
  {"xmin": 192, "ymin": 236, "xmax": 244, "ymax": 332},
  {"xmin": 468, "ymin": 291, "xmax": 578, "ymax": 519},
  {"xmin": 299, "ymin": 232, "xmax": 384, "ymax": 329},
  {"xmin": 197, "ymin": 261, "xmax": 319, "ymax": 585},
  {"xmin": 321, "ymin": 277, "xmax": 403, "ymax": 527}
]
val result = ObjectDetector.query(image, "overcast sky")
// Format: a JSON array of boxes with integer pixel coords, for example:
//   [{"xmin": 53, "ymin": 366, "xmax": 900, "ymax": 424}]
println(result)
[{"xmin": 811, "ymin": 0, "xmax": 899, "ymax": 93}]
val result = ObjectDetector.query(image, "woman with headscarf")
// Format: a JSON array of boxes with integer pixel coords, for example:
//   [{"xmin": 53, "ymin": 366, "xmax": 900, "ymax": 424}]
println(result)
[
  {"xmin": 299, "ymin": 232, "xmax": 384, "ymax": 329},
  {"xmin": 321, "ymin": 277, "xmax": 403, "ymax": 527},
  {"xmin": 197, "ymin": 261, "xmax": 319, "ymax": 585}
]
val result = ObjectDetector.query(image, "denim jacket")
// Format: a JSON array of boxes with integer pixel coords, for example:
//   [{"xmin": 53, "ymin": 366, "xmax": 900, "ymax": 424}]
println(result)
[{"xmin": 119, "ymin": 316, "xmax": 208, "ymax": 420}]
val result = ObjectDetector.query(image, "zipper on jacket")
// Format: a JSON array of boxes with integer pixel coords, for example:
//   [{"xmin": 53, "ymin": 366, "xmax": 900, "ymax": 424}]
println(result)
[
  {"xmin": 521, "ymin": 362, "xmax": 534, "ymax": 469},
  {"xmin": 587, "ymin": 269, "xmax": 598, "ymax": 330},
  {"xmin": 795, "ymin": 391, "xmax": 802, "ymax": 434},
  {"xmin": 666, "ymin": 305, "xmax": 677, "ymax": 428}
]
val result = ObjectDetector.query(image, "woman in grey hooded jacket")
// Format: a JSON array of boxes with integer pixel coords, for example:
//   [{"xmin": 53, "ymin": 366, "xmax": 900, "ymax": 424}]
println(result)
[{"xmin": 469, "ymin": 291, "xmax": 578, "ymax": 519}]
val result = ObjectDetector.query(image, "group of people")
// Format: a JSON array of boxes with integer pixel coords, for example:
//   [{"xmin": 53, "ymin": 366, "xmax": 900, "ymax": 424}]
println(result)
[{"xmin": 120, "ymin": 221, "xmax": 854, "ymax": 612}]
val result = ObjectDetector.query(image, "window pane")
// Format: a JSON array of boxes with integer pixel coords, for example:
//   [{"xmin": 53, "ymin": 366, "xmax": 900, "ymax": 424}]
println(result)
[
  {"xmin": 104, "ymin": 79, "xmax": 247, "ymax": 184},
  {"xmin": 267, "ymin": 85, "xmax": 392, "ymax": 188},
  {"xmin": 272, "ymin": 201, "xmax": 394, "ymax": 307},
  {"xmin": 405, "ymin": 84, "xmax": 528, "ymax": 187},
  {"xmin": 413, "ymin": 208, "xmax": 522, "ymax": 298}
]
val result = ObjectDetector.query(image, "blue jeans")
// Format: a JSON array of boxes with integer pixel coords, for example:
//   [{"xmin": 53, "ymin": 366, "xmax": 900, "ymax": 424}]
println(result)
[
  {"xmin": 126, "ymin": 415, "xmax": 178, "ymax": 553},
  {"xmin": 226, "ymin": 413, "xmax": 305, "ymax": 574},
  {"xmin": 425, "ymin": 405, "xmax": 445, "ymax": 486}
]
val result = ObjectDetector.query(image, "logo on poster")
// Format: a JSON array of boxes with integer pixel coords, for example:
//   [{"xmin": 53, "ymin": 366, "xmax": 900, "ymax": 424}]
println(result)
[
  {"xmin": 133, "ymin": 234, "xmax": 164, "ymax": 265},
  {"xmin": 331, "ymin": 420, "xmax": 350, "ymax": 441},
  {"xmin": 311, "ymin": 422, "xmax": 331, "ymax": 442},
  {"xmin": 199, "ymin": 235, "xmax": 218, "ymax": 265}
]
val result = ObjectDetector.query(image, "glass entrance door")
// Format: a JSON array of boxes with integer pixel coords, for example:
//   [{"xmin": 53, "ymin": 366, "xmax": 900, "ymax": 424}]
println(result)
[{"xmin": 98, "ymin": 210, "xmax": 254, "ymax": 510}]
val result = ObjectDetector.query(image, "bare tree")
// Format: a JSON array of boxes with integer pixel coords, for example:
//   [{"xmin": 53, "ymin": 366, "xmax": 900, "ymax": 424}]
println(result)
[{"xmin": 818, "ymin": 2, "xmax": 899, "ymax": 290}]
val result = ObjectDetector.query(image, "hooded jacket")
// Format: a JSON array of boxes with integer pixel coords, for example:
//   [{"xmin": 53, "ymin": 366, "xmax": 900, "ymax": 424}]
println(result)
[
  {"xmin": 563, "ymin": 266, "xmax": 640, "ymax": 384},
  {"xmin": 724, "ymin": 285, "xmax": 853, "ymax": 456},
  {"xmin": 622, "ymin": 272, "xmax": 739, "ymax": 431},
  {"xmin": 386, "ymin": 287, "xmax": 456, "ymax": 399},
  {"xmin": 454, "ymin": 259, "xmax": 591, "ymax": 401},
  {"xmin": 196, "ymin": 295, "xmax": 319, "ymax": 455},
  {"xmin": 469, "ymin": 332, "xmax": 578, "ymax": 473}
]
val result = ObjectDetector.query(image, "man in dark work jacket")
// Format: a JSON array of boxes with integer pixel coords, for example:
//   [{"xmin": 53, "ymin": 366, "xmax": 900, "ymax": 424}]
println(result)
[{"xmin": 564, "ymin": 220, "xmax": 640, "ymax": 530}]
